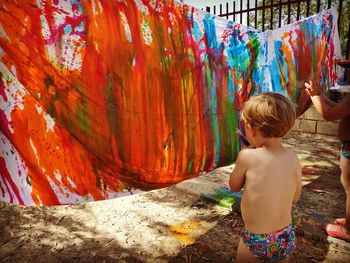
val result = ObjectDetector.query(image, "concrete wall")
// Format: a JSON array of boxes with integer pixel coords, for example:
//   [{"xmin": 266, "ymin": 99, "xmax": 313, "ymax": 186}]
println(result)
[{"xmin": 292, "ymin": 106, "xmax": 339, "ymax": 136}]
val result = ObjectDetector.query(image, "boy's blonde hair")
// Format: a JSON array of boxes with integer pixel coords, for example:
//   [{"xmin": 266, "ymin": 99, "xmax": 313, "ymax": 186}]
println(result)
[{"xmin": 241, "ymin": 92, "xmax": 296, "ymax": 137}]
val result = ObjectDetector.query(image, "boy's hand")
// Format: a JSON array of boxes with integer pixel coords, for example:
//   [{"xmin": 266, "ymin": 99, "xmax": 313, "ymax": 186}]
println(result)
[{"xmin": 304, "ymin": 81, "xmax": 322, "ymax": 97}]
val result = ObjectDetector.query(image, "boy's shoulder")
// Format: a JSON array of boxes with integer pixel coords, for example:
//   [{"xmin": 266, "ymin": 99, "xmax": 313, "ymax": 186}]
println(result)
[
  {"xmin": 280, "ymin": 147, "xmax": 301, "ymax": 168},
  {"xmin": 237, "ymin": 148, "xmax": 261, "ymax": 161},
  {"xmin": 239, "ymin": 148, "xmax": 257, "ymax": 155},
  {"xmin": 283, "ymin": 147, "xmax": 299, "ymax": 157},
  {"xmin": 239, "ymin": 146, "xmax": 297, "ymax": 156}
]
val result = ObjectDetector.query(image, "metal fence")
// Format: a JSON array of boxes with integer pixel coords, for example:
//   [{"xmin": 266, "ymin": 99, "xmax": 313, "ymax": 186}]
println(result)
[{"xmin": 205, "ymin": 0, "xmax": 350, "ymax": 58}]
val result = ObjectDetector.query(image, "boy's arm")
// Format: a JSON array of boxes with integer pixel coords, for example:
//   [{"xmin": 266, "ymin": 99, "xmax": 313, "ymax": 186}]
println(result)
[
  {"xmin": 293, "ymin": 157, "xmax": 302, "ymax": 204},
  {"xmin": 229, "ymin": 150, "xmax": 249, "ymax": 192}
]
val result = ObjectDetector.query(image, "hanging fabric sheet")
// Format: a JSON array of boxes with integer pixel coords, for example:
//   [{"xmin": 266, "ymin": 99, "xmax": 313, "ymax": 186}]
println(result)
[{"xmin": 0, "ymin": 0, "xmax": 340, "ymax": 205}]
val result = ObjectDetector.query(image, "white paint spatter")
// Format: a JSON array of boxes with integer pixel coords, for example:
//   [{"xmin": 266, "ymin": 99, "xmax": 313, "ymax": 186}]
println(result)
[
  {"xmin": 44, "ymin": 113, "xmax": 56, "ymax": 132},
  {"xmin": 0, "ymin": 131, "xmax": 34, "ymax": 205},
  {"xmin": 150, "ymin": 0, "xmax": 164, "ymax": 13},
  {"xmin": 47, "ymin": 173, "xmax": 95, "ymax": 204},
  {"xmin": 38, "ymin": 0, "xmax": 86, "ymax": 71},
  {"xmin": 92, "ymin": 0, "xmax": 103, "ymax": 16},
  {"xmin": 0, "ymin": 24, "xmax": 10, "ymax": 42},
  {"xmin": 28, "ymin": 137, "xmax": 48, "ymax": 182},
  {"xmin": 141, "ymin": 21, "xmax": 153, "ymax": 46},
  {"xmin": 34, "ymin": 101, "xmax": 56, "ymax": 133},
  {"xmin": 0, "ymin": 62, "xmax": 27, "ymax": 133},
  {"xmin": 120, "ymin": 11, "xmax": 132, "ymax": 43},
  {"xmin": 134, "ymin": 0, "xmax": 150, "ymax": 14}
]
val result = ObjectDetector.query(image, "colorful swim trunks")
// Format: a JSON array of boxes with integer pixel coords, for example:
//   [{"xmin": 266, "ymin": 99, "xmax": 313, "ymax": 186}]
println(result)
[
  {"xmin": 241, "ymin": 224, "xmax": 296, "ymax": 262},
  {"xmin": 341, "ymin": 141, "xmax": 350, "ymax": 160}
]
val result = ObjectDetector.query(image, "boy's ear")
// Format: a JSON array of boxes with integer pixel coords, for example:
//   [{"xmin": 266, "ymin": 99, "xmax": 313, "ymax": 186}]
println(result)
[{"xmin": 247, "ymin": 123, "xmax": 257, "ymax": 136}]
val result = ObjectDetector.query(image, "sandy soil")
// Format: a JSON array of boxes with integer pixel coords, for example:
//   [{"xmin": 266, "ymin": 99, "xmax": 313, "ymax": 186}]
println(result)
[{"xmin": 1, "ymin": 131, "xmax": 350, "ymax": 262}]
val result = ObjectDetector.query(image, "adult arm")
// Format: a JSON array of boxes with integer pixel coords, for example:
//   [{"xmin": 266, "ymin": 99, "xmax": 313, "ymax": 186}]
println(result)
[
  {"xmin": 305, "ymin": 81, "xmax": 350, "ymax": 121},
  {"xmin": 322, "ymin": 93, "xmax": 338, "ymax": 108}
]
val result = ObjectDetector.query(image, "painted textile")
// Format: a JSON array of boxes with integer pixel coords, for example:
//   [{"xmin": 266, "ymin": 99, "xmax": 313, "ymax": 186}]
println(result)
[{"xmin": 0, "ymin": 0, "xmax": 340, "ymax": 205}]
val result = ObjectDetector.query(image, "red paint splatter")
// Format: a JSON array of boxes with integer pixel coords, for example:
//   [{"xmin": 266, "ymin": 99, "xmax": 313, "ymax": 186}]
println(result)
[{"xmin": 0, "ymin": 157, "xmax": 24, "ymax": 204}]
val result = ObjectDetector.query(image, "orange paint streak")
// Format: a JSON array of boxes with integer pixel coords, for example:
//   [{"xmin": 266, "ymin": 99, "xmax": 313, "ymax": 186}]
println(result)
[{"xmin": 8, "ymin": 91, "xmax": 127, "ymax": 204}]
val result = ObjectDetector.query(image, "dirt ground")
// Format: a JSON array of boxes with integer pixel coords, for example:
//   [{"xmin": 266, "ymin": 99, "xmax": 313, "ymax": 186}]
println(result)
[{"xmin": 1, "ymin": 131, "xmax": 350, "ymax": 262}]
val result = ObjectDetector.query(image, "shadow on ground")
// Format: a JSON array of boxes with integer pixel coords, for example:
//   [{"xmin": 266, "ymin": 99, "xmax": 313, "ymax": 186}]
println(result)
[
  {"xmin": 0, "ymin": 189, "xmax": 225, "ymax": 263},
  {"xmin": 0, "ymin": 204, "xmax": 145, "ymax": 262}
]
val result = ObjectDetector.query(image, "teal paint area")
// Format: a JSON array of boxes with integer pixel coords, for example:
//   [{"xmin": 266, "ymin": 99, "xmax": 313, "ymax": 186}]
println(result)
[
  {"xmin": 201, "ymin": 187, "xmax": 242, "ymax": 208},
  {"xmin": 270, "ymin": 41, "xmax": 286, "ymax": 93}
]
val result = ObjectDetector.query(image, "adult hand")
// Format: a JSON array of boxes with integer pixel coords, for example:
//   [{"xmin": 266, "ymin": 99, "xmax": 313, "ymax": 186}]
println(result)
[{"xmin": 304, "ymin": 81, "xmax": 322, "ymax": 97}]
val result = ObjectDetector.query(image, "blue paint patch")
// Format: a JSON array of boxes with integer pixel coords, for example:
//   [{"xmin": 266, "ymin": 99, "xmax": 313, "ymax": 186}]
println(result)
[
  {"xmin": 64, "ymin": 25, "xmax": 72, "ymax": 35},
  {"xmin": 75, "ymin": 22, "xmax": 85, "ymax": 32},
  {"xmin": 186, "ymin": 11, "xmax": 203, "ymax": 43},
  {"xmin": 269, "ymin": 41, "xmax": 284, "ymax": 93},
  {"xmin": 192, "ymin": 20, "xmax": 203, "ymax": 42},
  {"xmin": 203, "ymin": 14, "xmax": 218, "ymax": 50},
  {"xmin": 227, "ymin": 71, "xmax": 235, "ymax": 103},
  {"xmin": 71, "ymin": 0, "xmax": 83, "ymax": 15}
]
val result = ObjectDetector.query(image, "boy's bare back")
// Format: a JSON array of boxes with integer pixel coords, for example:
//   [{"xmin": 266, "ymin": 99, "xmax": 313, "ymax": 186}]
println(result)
[{"xmin": 238, "ymin": 146, "xmax": 301, "ymax": 234}]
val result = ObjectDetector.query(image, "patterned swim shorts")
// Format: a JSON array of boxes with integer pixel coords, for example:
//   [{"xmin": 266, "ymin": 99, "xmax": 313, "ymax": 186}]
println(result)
[
  {"xmin": 341, "ymin": 141, "xmax": 350, "ymax": 160},
  {"xmin": 241, "ymin": 224, "xmax": 296, "ymax": 262}
]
